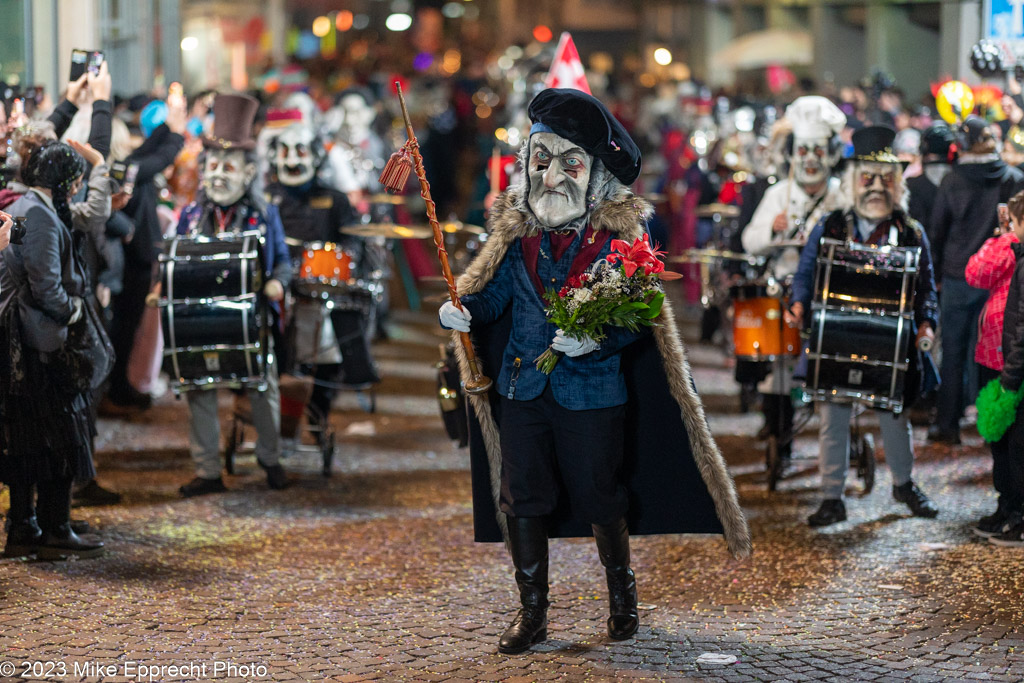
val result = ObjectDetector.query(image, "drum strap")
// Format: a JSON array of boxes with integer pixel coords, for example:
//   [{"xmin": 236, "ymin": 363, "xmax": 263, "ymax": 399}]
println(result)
[
  {"xmin": 791, "ymin": 191, "xmax": 826, "ymax": 239},
  {"xmin": 214, "ymin": 206, "xmax": 237, "ymax": 233}
]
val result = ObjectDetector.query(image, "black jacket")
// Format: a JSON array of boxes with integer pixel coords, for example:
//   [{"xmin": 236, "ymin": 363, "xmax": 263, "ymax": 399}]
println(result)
[
  {"xmin": 907, "ymin": 172, "xmax": 940, "ymax": 234},
  {"xmin": 1001, "ymin": 242, "xmax": 1024, "ymax": 391},
  {"xmin": 930, "ymin": 159, "xmax": 1024, "ymax": 283},
  {"xmin": 122, "ymin": 124, "xmax": 184, "ymax": 266}
]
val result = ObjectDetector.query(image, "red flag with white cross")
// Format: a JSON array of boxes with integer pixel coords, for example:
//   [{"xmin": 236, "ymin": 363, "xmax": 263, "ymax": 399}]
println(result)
[{"xmin": 544, "ymin": 32, "xmax": 591, "ymax": 94}]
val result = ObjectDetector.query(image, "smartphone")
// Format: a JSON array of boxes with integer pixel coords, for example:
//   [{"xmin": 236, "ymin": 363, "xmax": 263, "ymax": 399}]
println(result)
[
  {"xmin": 998, "ymin": 202, "xmax": 1010, "ymax": 234},
  {"xmin": 121, "ymin": 163, "xmax": 139, "ymax": 196},
  {"xmin": 70, "ymin": 49, "xmax": 103, "ymax": 81}
]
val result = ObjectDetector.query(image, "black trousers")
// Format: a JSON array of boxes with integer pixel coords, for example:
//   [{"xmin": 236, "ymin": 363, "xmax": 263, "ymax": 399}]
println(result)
[
  {"xmin": 499, "ymin": 384, "xmax": 627, "ymax": 524},
  {"xmin": 978, "ymin": 364, "xmax": 1024, "ymax": 512},
  {"xmin": 107, "ymin": 261, "xmax": 152, "ymax": 393}
]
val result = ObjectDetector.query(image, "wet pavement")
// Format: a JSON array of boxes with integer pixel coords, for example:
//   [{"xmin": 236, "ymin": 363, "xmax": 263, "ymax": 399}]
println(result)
[{"xmin": 1, "ymin": 307, "xmax": 1023, "ymax": 682}]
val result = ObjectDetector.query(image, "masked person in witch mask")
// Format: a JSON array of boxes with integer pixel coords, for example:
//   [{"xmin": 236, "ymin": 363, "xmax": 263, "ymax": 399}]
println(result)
[
  {"xmin": 439, "ymin": 89, "xmax": 750, "ymax": 654},
  {"xmin": 264, "ymin": 110, "xmax": 377, "ymax": 428},
  {"xmin": 175, "ymin": 94, "xmax": 292, "ymax": 496},
  {"xmin": 788, "ymin": 125, "xmax": 941, "ymax": 527}
]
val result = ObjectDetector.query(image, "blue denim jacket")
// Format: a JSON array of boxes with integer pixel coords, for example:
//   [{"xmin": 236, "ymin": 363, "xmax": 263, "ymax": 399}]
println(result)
[{"xmin": 459, "ymin": 231, "xmax": 646, "ymax": 410}]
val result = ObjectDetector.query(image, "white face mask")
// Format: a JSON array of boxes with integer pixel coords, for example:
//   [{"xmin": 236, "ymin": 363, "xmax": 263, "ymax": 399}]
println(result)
[
  {"xmin": 203, "ymin": 149, "xmax": 256, "ymax": 207},
  {"xmin": 792, "ymin": 136, "xmax": 837, "ymax": 188},
  {"xmin": 854, "ymin": 161, "xmax": 899, "ymax": 221},
  {"xmin": 274, "ymin": 127, "xmax": 316, "ymax": 187},
  {"xmin": 527, "ymin": 132, "xmax": 593, "ymax": 228},
  {"xmin": 337, "ymin": 94, "xmax": 375, "ymax": 142}
]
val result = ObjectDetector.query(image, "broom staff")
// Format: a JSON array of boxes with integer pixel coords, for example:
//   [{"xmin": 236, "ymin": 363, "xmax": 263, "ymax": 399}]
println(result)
[{"xmin": 394, "ymin": 83, "xmax": 492, "ymax": 394}]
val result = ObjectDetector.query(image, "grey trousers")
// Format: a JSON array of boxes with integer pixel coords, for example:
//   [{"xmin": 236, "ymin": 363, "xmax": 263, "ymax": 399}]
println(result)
[
  {"xmin": 819, "ymin": 402, "xmax": 914, "ymax": 499},
  {"xmin": 186, "ymin": 360, "xmax": 281, "ymax": 480}
]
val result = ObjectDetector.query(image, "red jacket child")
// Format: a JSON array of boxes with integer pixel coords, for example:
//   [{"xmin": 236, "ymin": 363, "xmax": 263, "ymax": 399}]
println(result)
[{"xmin": 966, "ymin": 231, "xmax": 1021, "ymax": 370}]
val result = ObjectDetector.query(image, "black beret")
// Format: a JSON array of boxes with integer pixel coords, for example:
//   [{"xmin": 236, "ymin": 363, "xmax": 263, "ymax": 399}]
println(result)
[{"xmin": 527, "ymin": 88, "xmax": 642, "ymax": 185}]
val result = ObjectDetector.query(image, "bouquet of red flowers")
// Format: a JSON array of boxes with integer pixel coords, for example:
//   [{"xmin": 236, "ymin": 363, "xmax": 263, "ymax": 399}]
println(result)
[{"xmin": 535, "ymin": 235, "xmax": 681, "ymax": 374}]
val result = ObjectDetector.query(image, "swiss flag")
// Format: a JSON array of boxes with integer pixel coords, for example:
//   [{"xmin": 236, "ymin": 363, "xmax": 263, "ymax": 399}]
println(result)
[{"xmin": 544, "ymin": 32, "xmax": 591, "ymax": 94}]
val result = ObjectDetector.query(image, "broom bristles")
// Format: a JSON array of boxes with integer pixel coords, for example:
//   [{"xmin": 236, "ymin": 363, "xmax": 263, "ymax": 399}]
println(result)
[{"xmin": 380, "ymin": 149, "xmax": 413, "ymax": 193}]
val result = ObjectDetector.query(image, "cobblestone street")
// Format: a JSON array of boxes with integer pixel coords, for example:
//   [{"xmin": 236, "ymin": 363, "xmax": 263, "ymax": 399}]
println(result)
[{"xmin": 2, "ymin": 309, "xmax": 1023, "ymax": 682}]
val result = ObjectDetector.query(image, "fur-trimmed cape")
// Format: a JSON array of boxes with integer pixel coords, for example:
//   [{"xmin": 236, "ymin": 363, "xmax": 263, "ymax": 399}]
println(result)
[{"xmin": 452, "ymin": 189, "xmax": 752, "ymax": 559}]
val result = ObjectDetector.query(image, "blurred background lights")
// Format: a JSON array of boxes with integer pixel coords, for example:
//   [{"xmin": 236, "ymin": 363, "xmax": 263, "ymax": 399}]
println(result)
[
  {"xmin": 312, "ymin": 16, "xmax": 331, "ymax": 37},
  {"xmin": 654, "ymin": 48, "xmax": 673, "ymax": 66},
  {"xmin": 441, "ymin": 2, "xmax": 465, "ymax": 18},
  {"xmin": 533, "ymin": 25, "xmax": 553, "ymax": 43},
  {"xmin": 352, "ymin": 14, "xmax": 370, "ymax": 30},
  {"xmin": 336, "ymin": 11, "xmax": 354, "ymax": 31},
  {"xmin": 180, "ymin": 36, "xmax": 198, "ymax": 51},
  {"xmin": 385, "ymin": 13, "xmax": 413, "ymax": 31}
]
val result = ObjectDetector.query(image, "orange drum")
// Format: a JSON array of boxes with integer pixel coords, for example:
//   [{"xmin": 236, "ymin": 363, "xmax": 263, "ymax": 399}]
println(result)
[
  {"xmin": 730, "ymin": 284, "xmax": 801, "ymax": 361},
  {"xmin": 300, "ymin": 242, "xmax": 353, "ymax": 284}
]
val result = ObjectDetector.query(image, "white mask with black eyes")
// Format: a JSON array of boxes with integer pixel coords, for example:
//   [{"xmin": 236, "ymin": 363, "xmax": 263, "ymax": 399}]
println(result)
[
  {"xmin": 274, "ymin": 127, "xmax": 317, "ymax": 187},
  {"xmin": 792, "ymin": 136, "xmax": 838, "ymax": 188},
  {"xmin": 203, "ymin": 148, "xmax": 256, "ymax": 207},
  {"xmin": 527, "ymin": 132, "xmax": 593, "ymax": 228}
]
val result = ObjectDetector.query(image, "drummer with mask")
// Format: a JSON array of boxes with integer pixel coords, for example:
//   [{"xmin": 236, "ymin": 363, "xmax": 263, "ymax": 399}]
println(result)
[
  {"xmin": 741, "ymin": 96, "xmax": 846, "ymax": 471},
  {"xmin": 176, "ymin": 93, "xmax": 292, "ymax": 497},
  {"xmin": 787, "ymin": 125, "xmax": 940, "ymax": 527}
]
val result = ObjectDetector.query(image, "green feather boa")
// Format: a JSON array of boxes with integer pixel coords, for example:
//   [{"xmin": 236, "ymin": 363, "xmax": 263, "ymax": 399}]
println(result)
[{"xmin": 976, "ymin": 378, "xmax": 1024, "ymax": 443}]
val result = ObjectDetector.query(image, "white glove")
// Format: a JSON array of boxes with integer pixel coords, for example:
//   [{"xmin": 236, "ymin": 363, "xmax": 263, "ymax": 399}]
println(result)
[
  {"xmin": 68, "ymin": 296, "xmax": 84, "ymax": 325},
  {"xmin": 551, "ymin": 329, "xmax": 599, "ymax": 357},
  {"xmin": 439, "ymin": 301, "xmax": 472, "ymax": 332}
]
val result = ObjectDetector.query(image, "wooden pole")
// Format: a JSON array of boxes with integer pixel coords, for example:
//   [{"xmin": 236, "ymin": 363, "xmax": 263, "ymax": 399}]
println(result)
[{"xmin": 394, "ymin": 83, "xmax": 492, "ymax": 394}]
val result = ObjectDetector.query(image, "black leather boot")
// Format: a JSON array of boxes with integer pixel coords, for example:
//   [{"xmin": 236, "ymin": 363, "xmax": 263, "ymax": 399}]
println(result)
[
  {"xmin": 498, "ymin": 516, "xmax": 549, "ymax": 654},
  {"xmin": 592, "ymin": 517, "xmax": 639, "ymax": 640},
  {"xmin": 3, "ymin": 483, "xmax": 42, "ymax": 557},
  {"xmin": 36, "ymin": 478, "xmax": 104, "ymax": 560}
]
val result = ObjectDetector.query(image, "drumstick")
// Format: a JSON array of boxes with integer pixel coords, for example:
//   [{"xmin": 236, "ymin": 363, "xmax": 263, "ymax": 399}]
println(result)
[
  {"xmin": 380, "ymin": 83, "xmax": 493, "ymax": 395},
  {"xmin": 145, "ymin": 282, "xmax": 162, "ymax": 307},
  {"xmin": 782, "ymin": 153, "xmax": 796, "ymax": 232}
]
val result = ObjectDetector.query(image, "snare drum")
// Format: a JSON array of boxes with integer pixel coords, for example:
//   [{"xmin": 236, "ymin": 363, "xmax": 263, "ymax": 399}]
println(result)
[
  {"xmin": 730, "ymin": 284, "xmax": 801, "ymax": 361},
  {"xmin": 295, "ymin": 242, "xmax": 355, "ymax": 298},
  {"xmin": 158, "ymin": 231, "xmax": 268, "ymax": 392},
  {"xmin": 804, "ymin": 238, "xmax": 920, "ymax": 413}
]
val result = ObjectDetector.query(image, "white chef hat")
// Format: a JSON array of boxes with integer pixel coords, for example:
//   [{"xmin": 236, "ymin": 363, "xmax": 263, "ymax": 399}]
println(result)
[{"xmin": 785, "ymin": 96, "xmax": 846, "ymax": 140}]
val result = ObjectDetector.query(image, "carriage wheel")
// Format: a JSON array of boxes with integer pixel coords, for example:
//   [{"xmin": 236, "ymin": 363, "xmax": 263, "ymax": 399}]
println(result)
[
  {"xmin": 225, "ymin": 419, "xmax": 241, "ymax": 475},
  {"xmin": 322, "ymin": 432, "xmax": 335, "ymax": 478},
  {"xmin": 858, "ymin": 433, "xmax": 876, "ymax": 495},
  {"xmin": 766, "ymin": 436, "xmax": 783, "ymax": 492}
]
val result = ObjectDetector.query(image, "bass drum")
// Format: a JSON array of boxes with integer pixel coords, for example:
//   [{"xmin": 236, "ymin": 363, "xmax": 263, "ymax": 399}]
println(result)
[
  {"xmin": 804, "ymin": 238, "xmax": 920, "ymax": 413},
  {"xmin": 158, "ymin": 231, "xmax": 268, "ymax": 391}
]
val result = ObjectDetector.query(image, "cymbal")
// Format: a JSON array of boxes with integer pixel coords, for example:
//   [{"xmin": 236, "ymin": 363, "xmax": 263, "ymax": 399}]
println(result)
[
  {"xmin": 768, "ymin": 239, "xmax": 807, "ymax": 249},
  {"xmin": 695, "ymin": 203, "xmax": 741, "ymax": 218},
  {"xmin": 341, "ymin": 223, "xmax": 434, "ymax": 239},
  {"xmin": 670, "ymin": 248, "xmax": 764, "ymax": 265},
  {"xmin": 439, "ymin": 220, "xmax": 486, "ymax": 235},
  {"xmin": 367, "ymin": 193, "xmax": 408, "ymax": 205}
]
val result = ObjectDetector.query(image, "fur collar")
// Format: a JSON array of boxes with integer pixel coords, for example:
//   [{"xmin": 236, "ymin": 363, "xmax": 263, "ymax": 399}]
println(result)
[{"xmin": 488, "ymin": 188, "xmax": 654, "ymax": 241}]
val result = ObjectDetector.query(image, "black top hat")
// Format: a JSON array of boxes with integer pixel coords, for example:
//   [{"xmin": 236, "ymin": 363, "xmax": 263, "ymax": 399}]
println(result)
[
  {"xmin": 203, "ymin": 93, "xmax": 259, "ymax": 151},
  {"xmin": 527, "ymin": 88, "xmax": 641, "ymax": 185},
  {"xmin": 849, "ymin": 125, "xmax": 899, "ymax": 164}
]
